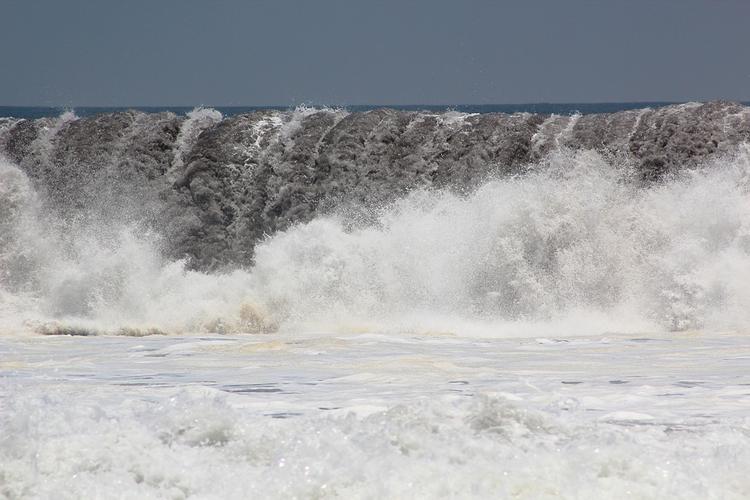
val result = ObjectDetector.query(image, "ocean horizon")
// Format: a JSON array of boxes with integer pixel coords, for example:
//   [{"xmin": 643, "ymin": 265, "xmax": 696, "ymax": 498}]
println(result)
[{"xmin": 4, "ymin": 101, "xmax": 742, "ymax": 120}]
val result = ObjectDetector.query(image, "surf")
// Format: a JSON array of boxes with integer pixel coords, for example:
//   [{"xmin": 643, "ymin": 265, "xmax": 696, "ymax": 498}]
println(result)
[{"xmin": 2, "ymin": 135, "xmax": 750, "ymax": 337}]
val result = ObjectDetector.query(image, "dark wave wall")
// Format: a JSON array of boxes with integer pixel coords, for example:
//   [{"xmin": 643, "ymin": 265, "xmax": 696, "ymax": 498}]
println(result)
[{"xmin": 1, "ymin": 102, "xmax": 748, "ymax": 269}]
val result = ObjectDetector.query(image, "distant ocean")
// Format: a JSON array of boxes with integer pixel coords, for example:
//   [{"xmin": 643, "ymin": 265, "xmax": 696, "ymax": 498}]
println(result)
[{"xmin": 0, "ymin": 101, "xmax": 720, "ymax": 119}]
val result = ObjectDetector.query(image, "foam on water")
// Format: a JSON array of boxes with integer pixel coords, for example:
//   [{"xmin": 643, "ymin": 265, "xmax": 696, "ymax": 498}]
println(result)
[
  {"xmin": 2, "ymin": 144, "xmax": 750, "ymax": 336},
  {"xmin": 2, "ymin": 333, "xmax": 749, "ymax": 499}
]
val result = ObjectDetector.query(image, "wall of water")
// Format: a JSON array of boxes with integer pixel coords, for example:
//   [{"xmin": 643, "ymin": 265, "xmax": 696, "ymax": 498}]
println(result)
[{"xmin": 1, "ymin": 103, "xmax": 750, "ymax": 336}]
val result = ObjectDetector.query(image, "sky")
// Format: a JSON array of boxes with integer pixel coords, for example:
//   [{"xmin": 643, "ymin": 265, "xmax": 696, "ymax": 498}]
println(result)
[{"xmin": 1, "ymin": 0, "xmax": 749, "ymax": 106}]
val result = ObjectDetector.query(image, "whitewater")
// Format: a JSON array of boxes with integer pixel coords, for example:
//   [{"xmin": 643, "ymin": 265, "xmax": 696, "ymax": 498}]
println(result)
[{"xmin": 1, "ymin": 103, "xmax": 750, "ymax": 498}]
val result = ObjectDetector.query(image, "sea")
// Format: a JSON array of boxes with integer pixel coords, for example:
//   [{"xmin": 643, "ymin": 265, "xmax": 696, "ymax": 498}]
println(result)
[
  {"xmin": 1, "ymin": 102, "xmax": 749, "ymax": 499},
  {"xmin": 0, "ymin": 102, "xmax": 689, "ymax": 120}
]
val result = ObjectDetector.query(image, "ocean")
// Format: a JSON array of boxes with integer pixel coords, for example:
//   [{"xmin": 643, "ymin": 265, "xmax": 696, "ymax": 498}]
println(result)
[
  {"xmin": 0, "ymin": 101, "xmax": 693, "ymax": 120},
  {"xmin": 1, "ymin": 102, "xmax": 750, "ymax": 498}
]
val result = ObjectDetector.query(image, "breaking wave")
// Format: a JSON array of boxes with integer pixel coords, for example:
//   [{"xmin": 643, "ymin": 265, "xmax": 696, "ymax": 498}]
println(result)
[{"xmin": 2, "ymin": 142, "xmax": 750, "ymax": 337}]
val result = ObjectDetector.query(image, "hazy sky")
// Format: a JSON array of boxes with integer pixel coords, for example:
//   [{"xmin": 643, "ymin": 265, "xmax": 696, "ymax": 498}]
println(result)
[{"xmin": 2, "ymin": 0, "xmax": 749, "ymax": 106}]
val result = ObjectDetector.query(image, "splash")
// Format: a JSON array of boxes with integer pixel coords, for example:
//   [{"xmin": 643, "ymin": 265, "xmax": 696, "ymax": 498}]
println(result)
[
  {"xmin": 0, "ymin": 156, "xmax": 267, "ymax": 336},
  {"xmin": 2, "ymin": 143, "xmax": 750, "ymax": 336},
  {"xmin": 169, "ymin": 107, "xmax": 223, "ymax": 181},
  {"xmin": 251, "ymin": 146, "xmax": 750, "ymax": 335}
]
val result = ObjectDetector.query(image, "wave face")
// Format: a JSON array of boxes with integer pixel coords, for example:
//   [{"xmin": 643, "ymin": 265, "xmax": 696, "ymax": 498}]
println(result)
[{"xmin": 1, "ymin": 102, "xmax": 750, "ymax": 336}]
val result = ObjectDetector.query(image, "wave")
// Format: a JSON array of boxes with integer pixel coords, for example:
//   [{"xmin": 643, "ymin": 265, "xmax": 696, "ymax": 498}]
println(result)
[
  {"xmin": 1, "ymin": 102, "xmax": 748, "ymax": 269},
  {"xmin": 2, "ymin": 138, "xmax": 750, "ymax": 336}
]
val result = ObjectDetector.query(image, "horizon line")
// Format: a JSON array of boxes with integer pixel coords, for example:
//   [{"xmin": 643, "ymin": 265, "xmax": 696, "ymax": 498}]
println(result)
[{"xmin": 5, "ymin": 100, "xmax": 747, "ymax": 109}]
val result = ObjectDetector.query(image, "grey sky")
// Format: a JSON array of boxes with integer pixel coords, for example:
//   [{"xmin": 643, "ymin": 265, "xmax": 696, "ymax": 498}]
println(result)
[{"xmin": 2, "ymin": 0, "xmax": 749, "ymax": 106}]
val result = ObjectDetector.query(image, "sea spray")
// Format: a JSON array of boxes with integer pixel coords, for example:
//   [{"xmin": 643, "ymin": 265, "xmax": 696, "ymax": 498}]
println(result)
[
  {"xmin": 3, "ymin": 144, "xmax": 750, "ymax": 336},
  {"xmin": 4, "ymin": 102, "xmax": 748, "ymax": 269},
  {"xmin": 251, "ymin": 146, "xmax": 750, "ymax": 334},
  {"xmin": 169, "ymin": 107, "xmax": 223, "ymax": 182}
]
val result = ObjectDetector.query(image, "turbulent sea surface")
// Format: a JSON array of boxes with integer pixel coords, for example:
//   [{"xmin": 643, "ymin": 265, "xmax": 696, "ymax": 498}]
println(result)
[{"xmin": 2, "ymin": 102, "xmax": 750, "ymax": 498}]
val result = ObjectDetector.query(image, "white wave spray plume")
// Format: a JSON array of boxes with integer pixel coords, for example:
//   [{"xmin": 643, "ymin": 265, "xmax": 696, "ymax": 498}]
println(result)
[
  {"xmin": 2, "ymin": 144, "xmax": 750, "ymax": 337},
  {"xmin": 252, "ymin": 146, "xmax": 750, "ymax": 335}
]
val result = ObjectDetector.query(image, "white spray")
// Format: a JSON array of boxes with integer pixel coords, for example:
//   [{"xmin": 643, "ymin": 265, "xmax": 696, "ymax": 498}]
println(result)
[{"xmin": 2, "ymin": 145, "xmax": 750, "ymax": 337}]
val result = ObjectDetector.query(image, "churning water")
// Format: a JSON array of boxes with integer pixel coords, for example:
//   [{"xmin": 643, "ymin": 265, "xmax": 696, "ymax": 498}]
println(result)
[
  {"xmin": 3, "ymin": 146, "xmax": 750, "ymax": 337},
  {"xmin": 2, "ymin": 105, "xmax": 750, "ymax": 498}
]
